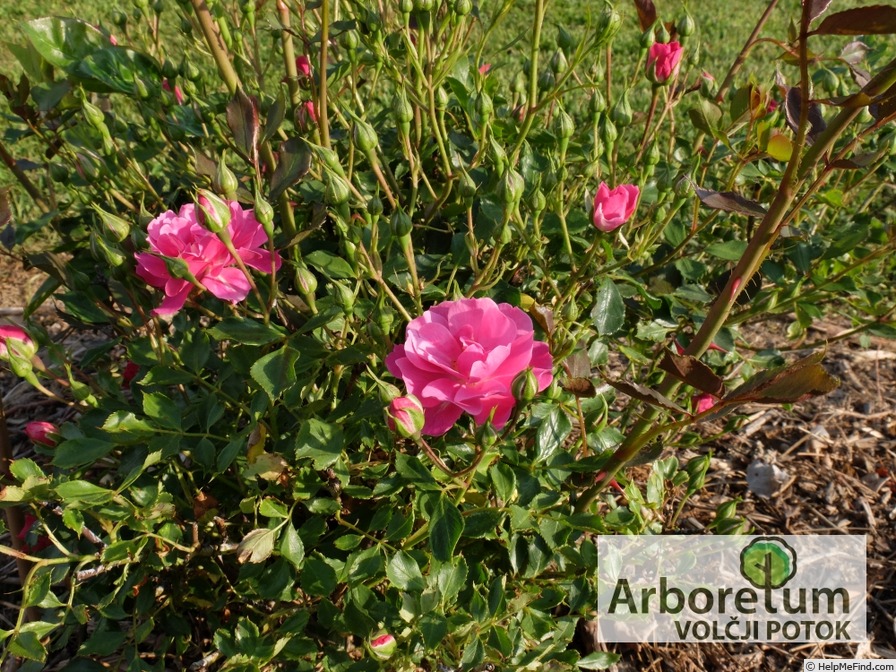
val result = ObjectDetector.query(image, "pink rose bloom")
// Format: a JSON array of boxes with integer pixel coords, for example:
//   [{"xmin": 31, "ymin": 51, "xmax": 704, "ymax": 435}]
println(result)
[
  {"xmin": 692, "ymin": 393, "xmax": 719, "ymax": 415},
  {"xmin": 592, "ymin": 182, "xmax": 639, "ymax": 232},
  {"xmin": 135, "ymin": 202, "xmax": 281, "ymax": 316},
  {"xmin": 296, "ymin": 55, "xmax": 312, "ymax": 79},
  {"xmin": 25, "ymin": 421, "xmax": 59, "ymax": 447},
  {"xmin": 386, "ymin": 298, "xmax": 553, "ymax": 436},
  {"xmin": 0, "ymin": 325, "xmax": 34, "ymax": 359},
  {"xmin": 647, "ymin": 41, "xmax": 683, "ymax": 83}
]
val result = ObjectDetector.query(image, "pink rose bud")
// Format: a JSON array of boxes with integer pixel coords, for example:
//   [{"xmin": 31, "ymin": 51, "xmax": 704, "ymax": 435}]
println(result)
[
  {"xmin": 647, "ymin": 41, "xmax": 683, "ymax": 84},
  {"xmin": 0, "ymin": 325, "xmax": 36, "ymax": 360},
  {"xmin": 592, "ymin": 182, "xmax": 639, "ymax": 232},
  {"xmin": 25, "ymin": 421, "xmax": 59, "ymax": 447},
  {"xmin": 367, "ymin": 633, "xmax": 396, "ymax": 660},
  {"xmin": 163, "ymin": 79, "xmax": 186, "ymax": 105},
  {"xmin": 692, "ymin": 393, "xmax": 719, "ymax": 415},
  {"xmin": 478, "ymin": 63, "xmax": 492, "ymax": 75},
  {"xmin": 296, "ymin": 55, "xmax": 312, "ymax": 79},
  {"xmin": 386, "ymin": 298, "xmax": 553, "ymax": 436},
  {"xmin": 386, "ymin": 395, "xmax": 426, "ymax": 439},
  {"xmin": 196, "ymin": 190, "xmax": 233, "ymax": 232},
  {"xmin": 17, "ymin": 513, "xmax": 51, "ymax": 553}
]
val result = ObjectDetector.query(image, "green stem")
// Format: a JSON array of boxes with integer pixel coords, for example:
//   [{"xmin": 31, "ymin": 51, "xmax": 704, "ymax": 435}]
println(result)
[
  {"xmin": 319, "ymin": 0, "xmax": 331, "ymax": 149},
  {"xmin": 509, "ymin": 0, "xmax": 545, "ymax": 164}
]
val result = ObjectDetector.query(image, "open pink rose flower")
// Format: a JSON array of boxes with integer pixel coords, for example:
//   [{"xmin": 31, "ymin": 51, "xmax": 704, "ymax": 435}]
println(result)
[
  {"xmin": 647, "ymin": 41, "xmax": 683, "ymax": 83},
  {"xmin": 592, "ymin": 182, "xmax": 639, "ymax": 232},
  {"xmin": 386, "ymin": 298, "xmax": 553, "ymax": 436},
  {"xmin": 135, "ymin": 201, "xmax": 280, "ymax": 316}
]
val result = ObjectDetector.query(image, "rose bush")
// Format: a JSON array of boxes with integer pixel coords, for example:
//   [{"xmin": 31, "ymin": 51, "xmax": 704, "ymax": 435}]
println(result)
[{"xmin": 0, "ymin": 0, "xmax": 892, "ymax": 669}]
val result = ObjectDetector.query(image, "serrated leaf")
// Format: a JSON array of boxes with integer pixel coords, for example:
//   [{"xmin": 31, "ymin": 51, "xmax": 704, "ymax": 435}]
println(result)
[
  {"xmin": 279, "ymin": 523, "xmax": 304, "ymax": 570},
  {"xmin": 237, "ymin": 527, "xmax": 278, "ymax": 563},
  {"xmin": 591, "ymin": 278, "xmax": 625, "ymax": 336},
  {"xmin": 142, "ymin": 392, "xmax": 181, "ymax": 430},
  {"xmin": 387, "ymin": 551, "xmax": 425, "ymax": 592},
  {"xmin": 535, "ymin": 407, "xmax": 572, "ymax": 462},
  {"xmin": 10, "ymin": 458, "xmax": 44, "ymax": 482},
  {"xmin": 250, "ymin": 346, "xmax": 299, "ymax": 400},
  {"xmin": 207, "ymin": 317, "xmax": 287, "ymax": 345},
  {"xmin": 102, "ymin": 411, "xmax": 155, "ymax": 435},
  {"xmin": 688, "ymin": 99, "xmax": 722, "ymax": 135},
  {"xmin": 55, "ymin": 480, "xmax": 113, "ymax": 504},
  {"xmin": 294, "ymin": 419, "xmax": 343, "ymax": 469},
  {"xmin": 52, "ymin": 438, "xmax": 115, "ymax": 469},
  {"xmin": 578, "ymin": 651, "xmax": 621, "ymax": 670},
  {"xmin": 429, "ymin": 495, "xmax": 464, "ymax": 562}
]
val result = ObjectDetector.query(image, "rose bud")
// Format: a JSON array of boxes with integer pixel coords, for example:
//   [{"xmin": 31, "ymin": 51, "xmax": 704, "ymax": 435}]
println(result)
[
  {"xmin": 386, "ymin": 396, "xmax": 425, "ymax": 439},
  {"xmin": 25, "ymin": 421, "xmax": 59, "ymax": 447},
  {"xmin": 367, "ymin": 633, "xmax": 396, "ymax": 661}
]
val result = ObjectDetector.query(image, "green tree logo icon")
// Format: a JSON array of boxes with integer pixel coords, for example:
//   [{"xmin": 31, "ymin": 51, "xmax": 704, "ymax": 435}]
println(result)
[{"xmin": 740, "ymin": 537, "xmax": 797, "ymax": 589}]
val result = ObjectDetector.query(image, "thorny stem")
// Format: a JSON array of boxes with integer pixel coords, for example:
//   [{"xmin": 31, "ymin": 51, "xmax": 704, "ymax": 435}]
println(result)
[
  {"xmin": 319, "ymin": 0, "xmax": 331, "ymax": 149},
  {"xmin": 715, "ymin": 0, "xmax": 781, "ymax": 104},
  {"xmin": 575, "ymin": 1, "xmax": 836, "ymax": 514}
]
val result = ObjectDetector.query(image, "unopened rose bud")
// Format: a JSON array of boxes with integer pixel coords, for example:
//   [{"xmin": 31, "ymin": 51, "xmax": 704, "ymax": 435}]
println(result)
[
  {"xmin": 595, "ymin": 6, "xmax": 621, "ymax": 46},
  {"xmin": 390, "ymin": 210, "xmax": 413, "ymax": 238},
  {"xmin": 610, "ymin": 90, "xmax": 633, "ymax": 127},
  {"xmin": 26, "ymin": 421, "xmax": 59, "ymax": 447},
  {"xmin": 367, "ymin": 633, "xmax": 397, "ymax": 661},
  {"xmin": 353, "ymin": 119, "xmax": 379, "ymax": 153},
  {"xmin": 196, "ymin": 191, "xmax": 232, "ymax": 232},
  {"xmin": 386, "ymin": 396, "xmax": 425, "ymax": 439},
  {"xmin": 83, "ymin": 100, "xmax": 106, "ymax": 130},
  {"xmin": 677, "ymin": 14, "xmax": 696, "ymax": 38},
  {"xmin": 498, "ymin": 169, "xmax": 525, "ymax": 207},
  {"xmin": 0, "ymin": 325, "xmax": 36, "ymax": 361},
  {"xmin": 511, "ymin": 368, "xmax": 541, "ymax": 403},
  {"xmin": 122, "ymin": 360, "xmax": 140, "ymax": 389},
  {"xmin": 215, "ymin": 156, "xmax": 240, "ymax": 200},
  {"xmin": 254, "ymin": 191, "xmax": 275, "ymax": 237}
]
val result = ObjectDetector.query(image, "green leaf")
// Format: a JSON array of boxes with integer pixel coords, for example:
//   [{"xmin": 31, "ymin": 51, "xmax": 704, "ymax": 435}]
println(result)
[
  {"xmin": 259, "ymin": 498, "xmax": 289, "ymax": 519},
  {"xmin": 251, "ymin": 346, "xmax": 299, "ymax": 400},
  {"xmin": 10, "ymin": 458, "xmax": 45, "ymax": 482},
  {"xmin": 7, "ymin": 630, "xmax": 47, "ymax": 662},
  {"xmin": 705, "ymin": 240, "xmax": 749, "ymax": 260},
  {"xmin": 387, "ymin": 551, "xmax": 425, "ymax": 592},
  {"xmin": 53, "ymin": 438, "xmax": 115, "ymax": 469},
  {"xmin": 101, "ymin": 411, "xmax": 155, "ymax": 435},
  {"xmin": 435, "ymin": 557, "xmax": 468, "ymax": 605},
  {"xmin": 429, "ymin": 495, "xmax": 464, "ymax": 562},
  {"xmin": 295, "ymin": 419, "xmax": 343, "ymax": 469},
  {"xmin": 207, "ymin": 317, "xmax": 287, "ymax": 345},
  {"xmin": 534, "ymin": 407, "xmax": 572, "ymax": 462},
  {"xmin": 55, "ymin": 480, "xmax": 113, "ymax": 504},
  {"xmin": 578, "ymin": 651, "xmax": 622, "ymax": 669},
  {"xmin": 591, "ymin": 278, "xmax": 625, "ymax": 336},
  {"xmin": 73, "ymin": 47, "xmax": 160, "ymax": 95},
  {"xmin": 237, "ymin": 527, "xmax": 278, "ymax": 564},
  {"xmin": 279, "ymin": 523, "xmax": 305, "ymax": 570},
  {"xmin": 305, "ymin": 250, "xmax": 355, "ymax": 279},
  {"xmin": 21, "ymin": 17, "xmax": 107, "ymax": 69},
  {"xmin": 300, "ymin": 556, "xmax": 338, "ymax": 596},
  {"xmin": 142, "ymin": 392, "xmax": 181, "ymax": 430},
  {"xmin": 490, "ymin": 462, "xmax": 517, "ymax": 502},
  {"xmin": 688, "ymin": 99, "xmax": 722, "ymax": 135}
]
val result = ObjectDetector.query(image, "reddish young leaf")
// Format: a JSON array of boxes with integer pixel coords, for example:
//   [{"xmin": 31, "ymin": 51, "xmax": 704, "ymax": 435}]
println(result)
[
  {"xmin": 724, "ymin": 351, "xmax": 839, "ymax": 405},
  {"xmin": 659, "ymin": 350, "xmax": 726, "ymax": 397},
  {"xmin": 227, "ymin": 89, "xmax": 260, "ymax": 169},
  {"xmin": 812, "ymin": 5, "xmax": 896, "ymax": 35},
  {"xmin": 693, "ymin": 184, "xmax": 768, "ymax": 218},
  {"xmin": 632, "ymin": 0, "xmax": 657, "ymax": 31},
  {"xmin": 805, "ymin": 0, "xmax": 834, "ymax": 23},
  {"xmin": 607, "ymin": 379, "xmax": 687, "ymax": 414}
]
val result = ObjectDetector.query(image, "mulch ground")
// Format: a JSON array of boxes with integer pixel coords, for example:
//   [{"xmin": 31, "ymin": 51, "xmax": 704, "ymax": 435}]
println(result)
[{"xmin": 1, "ymin": 257, "xmax": 894, "ymax": 671}]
